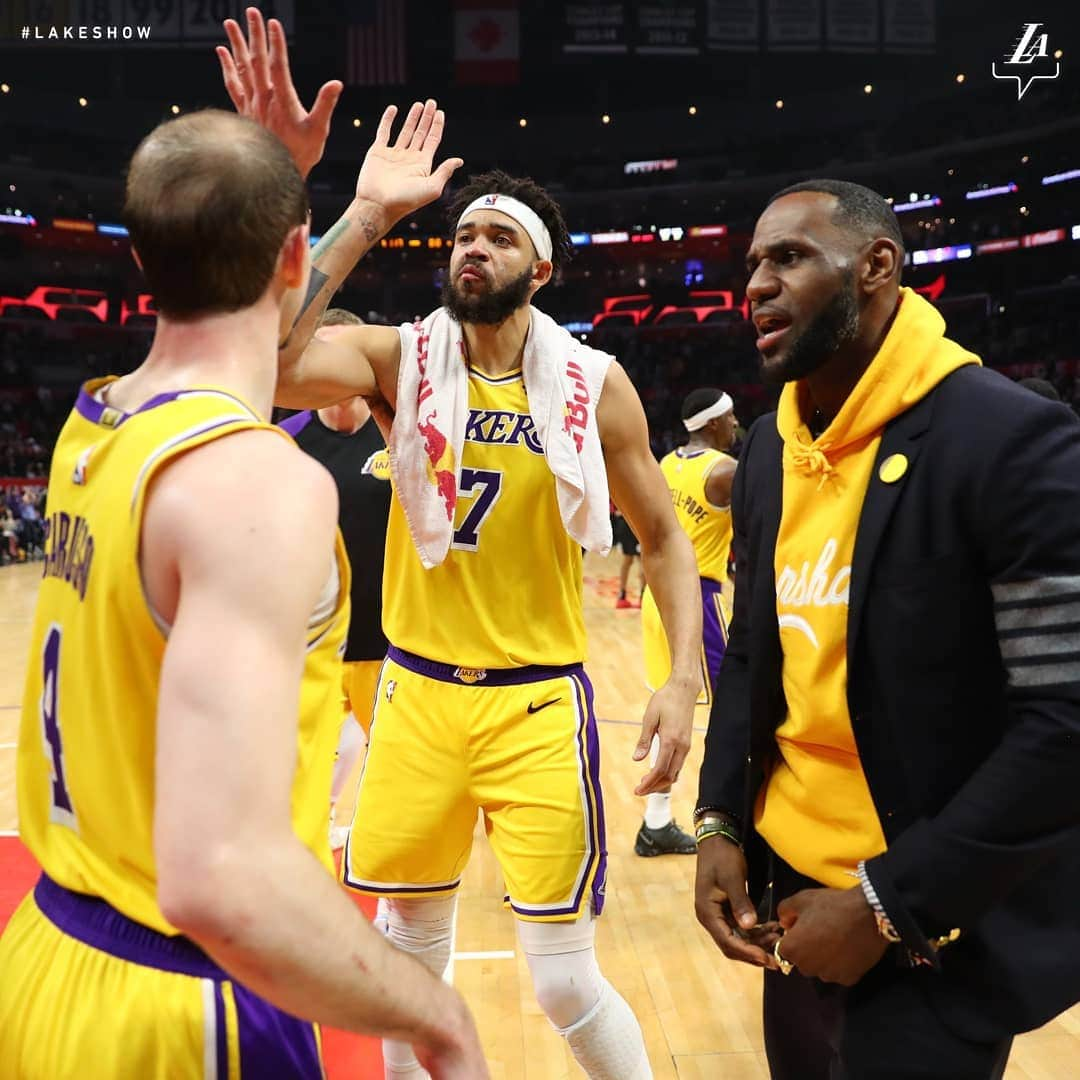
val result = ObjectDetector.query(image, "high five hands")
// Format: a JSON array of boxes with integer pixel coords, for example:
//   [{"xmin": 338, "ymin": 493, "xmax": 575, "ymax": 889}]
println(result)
[{"xmin": 217, "ymin": 7, "xmax": 463, "ymax": 222}]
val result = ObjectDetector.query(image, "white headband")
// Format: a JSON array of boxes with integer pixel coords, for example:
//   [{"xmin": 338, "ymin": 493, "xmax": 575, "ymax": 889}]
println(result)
[
  {"xmin": 457, "ymin": 194, "xmax": 554, "ymax": 262},
  {"xmin": 683, "ymin": 393, "xmax": 733, "ymax": 432}
]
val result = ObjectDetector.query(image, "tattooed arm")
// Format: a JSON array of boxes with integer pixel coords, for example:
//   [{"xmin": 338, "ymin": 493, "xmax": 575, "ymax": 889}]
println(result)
[{"xmin": 217, "ymin": 11, "xmax": 462, "ymax": 403}]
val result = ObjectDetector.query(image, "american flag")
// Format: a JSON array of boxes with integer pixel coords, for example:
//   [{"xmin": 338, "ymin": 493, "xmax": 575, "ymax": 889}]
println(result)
[{"xmin": 346, "ymin": 0, "xmax": 408, "ymax": 86}]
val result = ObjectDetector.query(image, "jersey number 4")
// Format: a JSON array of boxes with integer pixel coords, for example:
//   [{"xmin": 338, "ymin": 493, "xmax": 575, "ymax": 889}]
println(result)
[
  {"xmin": 41, "ymin": 624, "xmax": 77, "ymax": 829},
  {"xmin": 452, "ymin": 468, "xmax": 503, "ymax": 551}
]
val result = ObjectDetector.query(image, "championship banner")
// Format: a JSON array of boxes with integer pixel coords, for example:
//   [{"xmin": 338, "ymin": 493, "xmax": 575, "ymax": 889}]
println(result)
[
  {"xmin": 883, "ymin": 0, "xmax": 935, "ymax": 54},
  {"xmin": 825, "ymin": 0, "xmax": 878, "ymax": 52},
  {"xmin": 635, "ymin": 1, "xmax": 702, "ymax": 56},
  {"xmin": 766, "ymin": 0, "xmax": 821, "ymax": 51},
  {"xmin": 706, "ymin": 0, "xmax": 759, "ymax": 52},
  {"xmin": 562, "ymin": 2, "xmax": 629, "ymax": 54}
]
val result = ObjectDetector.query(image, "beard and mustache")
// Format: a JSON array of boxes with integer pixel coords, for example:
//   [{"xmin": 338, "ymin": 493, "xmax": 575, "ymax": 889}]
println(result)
[
  {"xmin": 441, "ymin": 264, "xmax": 534, "ymax": 325},
  {"xmin": 761, "ymin": 270, "xmax": 861, "ymax": 385}
]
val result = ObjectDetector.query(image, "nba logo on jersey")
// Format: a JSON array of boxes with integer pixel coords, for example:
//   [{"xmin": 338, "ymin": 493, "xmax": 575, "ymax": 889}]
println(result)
[
  {"xmin": 453, "ymin": 666, "xmax": 488, "ymax": 685},
  {"xmin": 385, "ymin": 679, "xmax": 397, "ymax": 703}
]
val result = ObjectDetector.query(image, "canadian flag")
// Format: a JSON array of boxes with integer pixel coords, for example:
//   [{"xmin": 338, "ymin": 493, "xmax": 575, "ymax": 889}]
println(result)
[{"xmin": 454, "ymin": 0, "xmax": 520, "ymax": 85}]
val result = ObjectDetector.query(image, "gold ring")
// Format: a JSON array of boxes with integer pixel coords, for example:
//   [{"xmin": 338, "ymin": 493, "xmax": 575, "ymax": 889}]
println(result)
[{"xmin": 773, "ymin": 938, "xmax": 794, "ymax": 976}]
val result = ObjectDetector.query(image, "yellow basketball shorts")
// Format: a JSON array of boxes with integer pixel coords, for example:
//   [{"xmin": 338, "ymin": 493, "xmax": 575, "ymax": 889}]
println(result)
[
  {"xmin": 342, "ymin": 647, "xmax": 607, "ymax": 922},
  {"xmin": 341, "ymin": 659, "xmax": 384, "ymax": 737},
  {"xmin": 0, "ymin": 875, "xmax": 323, "ymax": 1079},
  {"xmin": 642, "ymin": 576, "xmax": 730, "ymax": 705}
]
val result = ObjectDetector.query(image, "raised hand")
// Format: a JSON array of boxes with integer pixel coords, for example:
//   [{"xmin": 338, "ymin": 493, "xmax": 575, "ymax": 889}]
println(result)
[
  {"xmin": 217, "ymin": 7, "xmax": 342, "ymax": 179},
  {"xmin": 356, "ymin": 100, "xmax": 464, "ymax": 226}
]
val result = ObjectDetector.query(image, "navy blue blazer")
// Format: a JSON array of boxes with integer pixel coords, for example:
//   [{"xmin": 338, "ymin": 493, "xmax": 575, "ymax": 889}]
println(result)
[{"xmin": 698, "ymin": 364, "xmax": 1080, "ymax": 1041}]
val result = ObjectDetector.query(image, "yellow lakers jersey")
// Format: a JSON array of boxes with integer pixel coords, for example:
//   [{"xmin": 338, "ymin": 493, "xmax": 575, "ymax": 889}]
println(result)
[
  {"xmin": 660, "ymin": 447, "xmax": 734, "ymax": 584},
  {"xmin": 17, "ymin": 377, "xmax": 349, "ymax": 935},
  {"xmin": 383, "ymin": 367, "xmax": 586, "ymax": 667}
]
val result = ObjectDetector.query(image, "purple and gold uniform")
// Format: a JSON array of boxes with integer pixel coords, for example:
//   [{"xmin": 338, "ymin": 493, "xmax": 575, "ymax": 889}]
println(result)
[
  {"xmin": 344, "ymin": 366, "xmax": 607, "ymax": 921},
  {"xmin": 641, "ymin": 447, "xmax": 734, "ymax": 704},
  {"xmin": 0, "ymin": 379, "xmax": 349, "ymax": 1078}
]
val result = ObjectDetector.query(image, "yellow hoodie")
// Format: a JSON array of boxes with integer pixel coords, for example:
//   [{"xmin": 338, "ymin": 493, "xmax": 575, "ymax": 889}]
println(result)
[{"xmin": 756, "ymin": 287, "xmax": 980, "ymax": 887}]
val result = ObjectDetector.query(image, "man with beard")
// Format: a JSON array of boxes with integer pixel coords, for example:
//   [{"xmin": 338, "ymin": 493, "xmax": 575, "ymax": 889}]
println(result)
[
  {"xmin": 694, "ymin": 179, "xmax": 1080, "ymax": 1078},
  {"xmin": 216, "ymin": 18, "xmax": 701, "ymax": 1078}
]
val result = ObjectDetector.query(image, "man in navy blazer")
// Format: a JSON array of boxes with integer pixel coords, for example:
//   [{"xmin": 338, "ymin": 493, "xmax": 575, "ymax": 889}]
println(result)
[{"xmin": 694, "ymin": 178, "xmax": 1080, "ymax": 1079}]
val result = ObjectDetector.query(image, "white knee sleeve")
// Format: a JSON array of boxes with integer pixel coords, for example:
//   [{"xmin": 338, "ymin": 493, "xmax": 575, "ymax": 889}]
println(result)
[
  {"xmin": 517, "ymin": 910, "xmax": 652, "ymax": 1079},
  {"xmin": 382, "ymin": 895, "xmax": 458, "ymax": 1080}
]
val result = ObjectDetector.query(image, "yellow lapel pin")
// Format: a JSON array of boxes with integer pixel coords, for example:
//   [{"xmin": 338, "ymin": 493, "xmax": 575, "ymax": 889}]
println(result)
[{"xmin": 879, "ymin": 453, "xmax": 908, "ymax": 484}]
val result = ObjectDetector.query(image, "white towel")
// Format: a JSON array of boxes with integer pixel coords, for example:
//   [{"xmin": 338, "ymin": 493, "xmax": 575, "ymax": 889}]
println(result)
[{"xmin": 390, "ymin": 306, "xmax": 613, "ymax": 569}]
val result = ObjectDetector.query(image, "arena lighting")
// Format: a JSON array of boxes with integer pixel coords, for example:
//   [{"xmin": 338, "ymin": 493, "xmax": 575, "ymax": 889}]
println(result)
[
  {"xmin": 630, "ymin": 233, "xmax": 655, "ymax": 243},
  {"xmin": 561, "ymin": 321, "xmax": 593, "ymax": 334},
  {"xmin": 97, "ymin": 224, "xmax": 129, "ymax": 237},
  {"xmin": 1041, "ymin": 168, "xmax": 1080, "ymax": 186},
  {"xmin": 965, "ymin": 183, "xmax": 1018, "ymax": 200},
  {"xmin": 863, "ymin": 84, "xmax": 873, "ymax": 94},
  {"xmin": 688, "ymin": 105, "xmax": 697, "ymax": 116},
  {"xmin": 956, "ymin": 73, "xmax": 966, "ymax": 83},
  {"xmin": 1073, "ymin": 225, "xmax": 1080, "ymax": 241},
  {"xmin": 893, "ymin": 197, "xmax": 941, "ymax": 212},
  {"xmin": 590, "ymin": 230, "xmax": 629, "ymax": 244},
  {"xmin": 0, "ymin": 213, "xmax": 34, "ymax": 226},
  {"xmin": 569, "ymin": 232, "xmax": 591, "ymax": 246},
  {"xmin": 170, "ymin": 105, "xmax": 180, "ymax": 115},
  {"xmin": 1021, "ymin": 155, "xmax": 1029, "ymax": 163},
  {"xmin": 0, "ymin": 84, "xmax": 9, "ymax": 94},
  {"xmin": 309, "ymin": 234, "xmax": 321, "ymax": 246},
  {"xmin": 688, "ymin": 224, "xmax": 728, "ymax": 238},
  {"xmin": 623, "ymin": 158, "xmax": 678, "ymax": 176},
  {"xmin": 78, "ymin": 97, "xmax": 87, "ymax": 107},
  {"xmin": 1055, "ymin": 49, "xmax": 1063, "ymax": 59},
  {"xmin": 53, "ymin": 217, "xmax": 95, "ymax": 232},
  {"xmin": 601, "ymin": 114, "xmax": 610, "ymax": 124},
  {"xmin": 352, "ymin": 118, "xmax": 361, "ymax": 128},
  {"xmin": 518, "ymin": 117, "xmax": 527, "ymax": 128},
  {"xmin": 911, "ymin": 244, "xmax": 972, "ymax": 266},
  {"xmin": 775, "ymin": 99, "xmax": 784, "ymax": 108}
]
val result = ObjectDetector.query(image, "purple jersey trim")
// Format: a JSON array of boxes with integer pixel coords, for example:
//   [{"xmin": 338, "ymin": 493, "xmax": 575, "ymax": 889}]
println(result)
[
  {"xmin": 700, "ymin": 576, "xmax": 729, "ymax": 696},
  {"xmin": 507, "ymin": 671, "xmax": 608, "ymax": 919},
  {"xmin": 278, "ymin": 410, "xmax": 314, "ymax": 437},
  {"xmin": 74, "ymin": 385, "xmax": 258, "ymax": 427},
  {"xmin": 233, "ymin": 982, "xmax": 323, "ymax": 1079},
  {"xmin": 34, "ymin": 873, "xmax": 226, "ymax": 979},
  {"xmin": 386, "ymin": 644, "xmax": 584, "ymax": 687},
  {"xmin": 214, "ymin": 981, "xmax": 230, "ymax": 1078}
]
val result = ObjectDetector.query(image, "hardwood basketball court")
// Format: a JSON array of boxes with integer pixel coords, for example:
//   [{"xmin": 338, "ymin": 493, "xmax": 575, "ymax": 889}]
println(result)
[{"xmin": 1, "ymin": 554, "xmax": 1076, "ymax": 1078}]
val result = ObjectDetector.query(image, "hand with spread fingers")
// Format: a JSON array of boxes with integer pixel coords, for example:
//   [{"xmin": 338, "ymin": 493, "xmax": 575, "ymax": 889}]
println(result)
[
  {"xmin": 632, "ymin": 682, "xmax": 696, "ymax": 796},
  {"xmin": 354, "ymin": 99, "xmax": 464, "ymax": 226},
  {"xmin": 774, "ymin": 886, "xmax": 888, "ymax": 986},
  {"xmin": 695, "ymin": 835, "xmax": 782, "ymax": 969},
  {"xmin": 217, "ymin": 7, "xmax": 342, "ymax": 179}
]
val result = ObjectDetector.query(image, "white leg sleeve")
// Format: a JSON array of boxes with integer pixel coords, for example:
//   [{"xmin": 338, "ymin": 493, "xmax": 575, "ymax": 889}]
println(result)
[
  {"xmin": 331, "ymin": 714, "xmax": 366, "ymax": 802},
  {"xmin": 517, "ymin": 910, "xmax": 652, "ymax": 1080},
  {"xmin": 382, "ymin": 895, "xmax": 458, "ymax": 1080}
]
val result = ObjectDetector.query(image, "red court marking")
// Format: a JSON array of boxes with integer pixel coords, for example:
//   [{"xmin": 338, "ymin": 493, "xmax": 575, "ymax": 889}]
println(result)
[{"xmin": 0, "ymin": 838, "xmax": 382, "ymax": 1077}]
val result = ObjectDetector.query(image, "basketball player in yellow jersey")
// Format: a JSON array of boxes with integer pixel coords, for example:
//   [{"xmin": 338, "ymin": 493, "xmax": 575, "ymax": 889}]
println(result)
[
  {"xmin": 215, "ymin": 21, "xmax": 700, "ymax": 1078},
  {"xmin": 636, "ymin": 388, "xmax": 738, "ymax": 857},
  {"xmin": 0, "ymin": 87, "xmax": 489, "ymax": 1078}
]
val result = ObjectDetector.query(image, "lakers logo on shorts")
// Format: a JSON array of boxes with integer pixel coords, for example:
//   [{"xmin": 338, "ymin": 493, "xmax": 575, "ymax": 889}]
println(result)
[{"xmin": 453, "ymin": 667, "xmax": 488, "ymax": 685}]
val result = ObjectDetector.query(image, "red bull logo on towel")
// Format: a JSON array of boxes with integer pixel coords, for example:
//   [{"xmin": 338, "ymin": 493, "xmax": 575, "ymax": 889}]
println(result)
[
  {"xmin": 414, "ymin": 324, "xmax": 457, "ymax": 521},
  {"xmin": 561, "ymin": 358, "xmax": 589, "ymax": 454}
]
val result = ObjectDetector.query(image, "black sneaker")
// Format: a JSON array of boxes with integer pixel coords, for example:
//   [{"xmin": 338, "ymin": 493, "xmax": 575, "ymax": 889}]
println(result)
[{"xmin": 634, "ymin": 820, "xmax": 697, "ymax": 856}]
